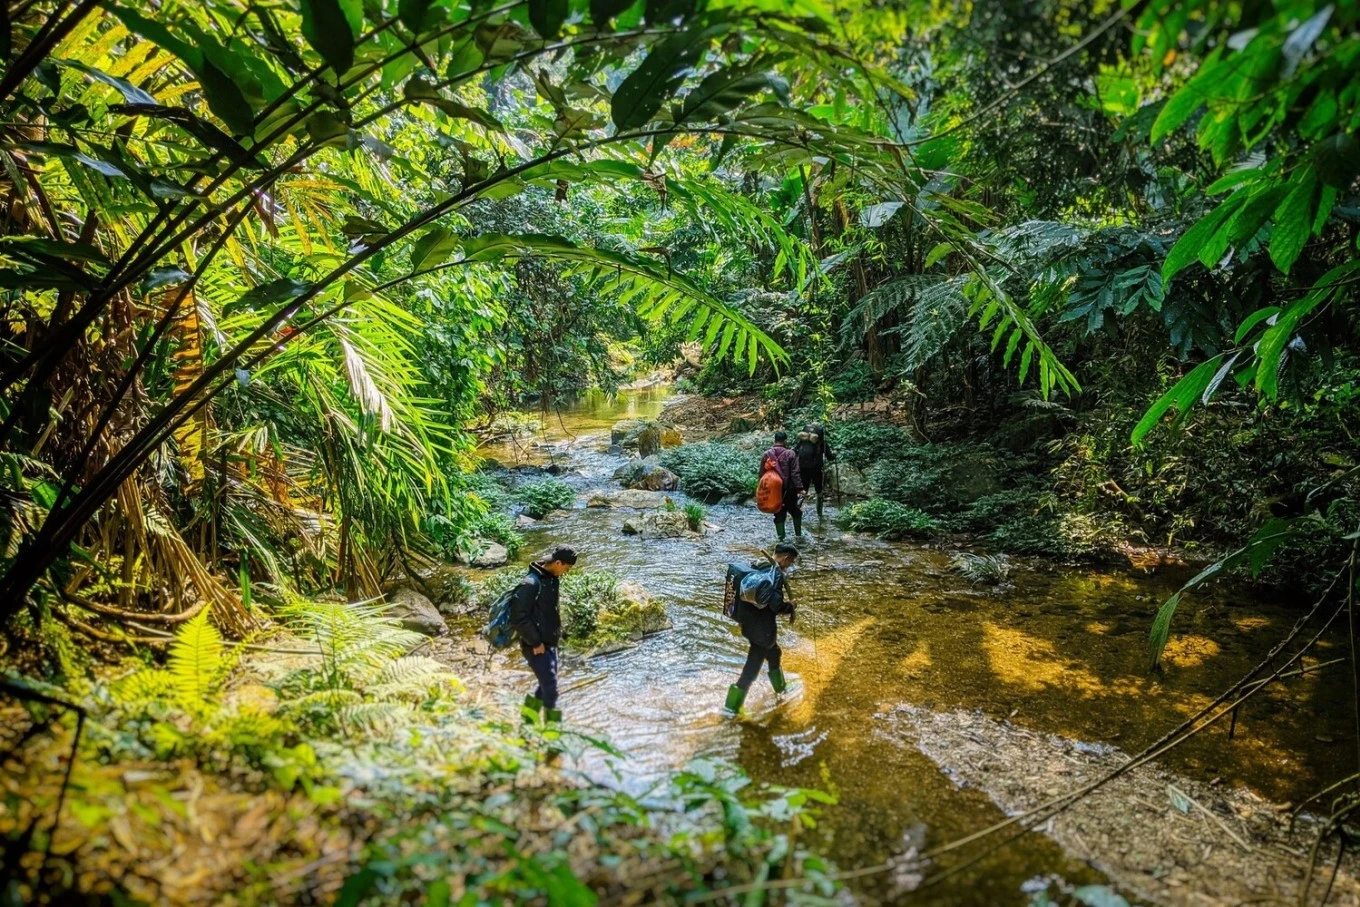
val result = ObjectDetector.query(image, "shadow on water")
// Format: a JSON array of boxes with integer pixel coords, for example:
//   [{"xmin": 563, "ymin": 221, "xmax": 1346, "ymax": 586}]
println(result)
[{"xmin": 480, "ymin": 390, "xmax": 1353, "ymax": 904}]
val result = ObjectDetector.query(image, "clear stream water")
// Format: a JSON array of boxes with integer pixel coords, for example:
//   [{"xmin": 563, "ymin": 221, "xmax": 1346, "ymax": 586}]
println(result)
[{"xmin": 480, "ymin": 389, "xmax": 1351, "ymax": 905}]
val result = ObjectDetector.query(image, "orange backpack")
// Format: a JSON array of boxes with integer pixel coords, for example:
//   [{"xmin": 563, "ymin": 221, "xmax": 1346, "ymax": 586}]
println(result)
[{"xmin": 755, "ymin": 455, "xmax": 785, "ymax": 513}]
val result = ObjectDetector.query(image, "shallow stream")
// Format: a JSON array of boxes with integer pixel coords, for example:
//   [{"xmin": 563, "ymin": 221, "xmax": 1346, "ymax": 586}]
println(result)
[{"xmin": 480, "ymin": 389, "xmax": 1352, "ymax": 905}]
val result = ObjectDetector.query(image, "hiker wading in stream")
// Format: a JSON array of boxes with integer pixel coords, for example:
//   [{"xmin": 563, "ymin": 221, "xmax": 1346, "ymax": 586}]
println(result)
[
  {"xmin": 511, "ymin": 546, "xmax": 577, "ymax": 725},
  {"xmin": 794, "ymin": 422, "xmax": 836, "ymax": 520},
  {"xmin": 725, "ymin": 544, "xmax": 799, "ymax": 715},
  {"xmin": 758, "ymin": 431, "xmax": 805, "ymax": 540}
]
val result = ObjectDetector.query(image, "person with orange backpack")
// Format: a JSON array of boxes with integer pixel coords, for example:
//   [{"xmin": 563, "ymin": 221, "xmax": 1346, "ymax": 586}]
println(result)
[{"xmin": 757, "ymin": 431, "xmax": 804, "ymax": 540}]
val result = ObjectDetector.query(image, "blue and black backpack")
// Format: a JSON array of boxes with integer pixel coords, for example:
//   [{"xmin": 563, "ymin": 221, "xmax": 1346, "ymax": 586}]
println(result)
[{"xmin": 481, "ymin": 576, "xmax": 532, "ymax": 649}]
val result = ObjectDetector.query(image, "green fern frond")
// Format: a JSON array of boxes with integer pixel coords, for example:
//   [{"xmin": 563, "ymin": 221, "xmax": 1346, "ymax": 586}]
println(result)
[
  {"xmin": 113, "ymin": 668, "xmax": 177, "ymax": 707},
  {"xmin": 841, "ymin": 275, "xmax": 971, "ymax": 372},
  {"xmin": 169, "ymin": 609, "xmax": 224, "ymax": 711},
  {"xmin": 210, "ymin": 710, "xmax": 289, "ymax": 747},
  {"xmin": 338, "ymin": 701, "xmax": 414, "ymax": 735},
  {"xmin": 370, "ymin": 655, "xmax": 459, "ymax": 689},
  {"xmin": 286, "ymin": 688, "xmax": 364, "ymax": 713},
  {"xmin": 366, "ymin": 656, "xmax": 461, "ymax": 702}
]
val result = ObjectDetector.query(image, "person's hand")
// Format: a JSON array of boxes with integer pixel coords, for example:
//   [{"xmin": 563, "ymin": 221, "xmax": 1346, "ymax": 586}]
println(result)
[{"xmin": 532, "ymin": 644, "xmax": 546, "ymax": 655}]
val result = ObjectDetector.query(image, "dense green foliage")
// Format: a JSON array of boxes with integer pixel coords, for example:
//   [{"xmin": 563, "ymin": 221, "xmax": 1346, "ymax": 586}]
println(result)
[
  {"xmin": 660, "ymin": 441, "xmax": 756, "ymax": 502},
  {"xmin": 837, "ymin": 499, "xmax": 938, "ymax": 540},
  {"xmin": 514, "ymin": 477, "xmax": 577, "ymax": 519},
  {"xmin": 3, "ymin": 0, "xmax": 1359, "ymax": 901}
]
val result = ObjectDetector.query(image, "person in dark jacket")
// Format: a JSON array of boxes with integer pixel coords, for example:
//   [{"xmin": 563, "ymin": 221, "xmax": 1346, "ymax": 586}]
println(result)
[
  {"xmin": 510, "ymin": 546, "xmax": 577, "ymax": 724},
  {"xmin": 725, "ymin": 543, "xmax": 799, "ymax": 715},
  {"xmin": 760, "ymin": 431, "xmax": 804, "ymax": 540},
  {"xmin": 794, "ymin": 422, "xmax": 836, "ymax": 520}
]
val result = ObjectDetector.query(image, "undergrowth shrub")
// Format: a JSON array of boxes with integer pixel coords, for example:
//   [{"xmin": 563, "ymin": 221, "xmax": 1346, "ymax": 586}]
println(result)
[
  {"xmin": 515, "ymin": 478, "xmax": 576, "ymax": 518},
  {"xmin": 952, "ymin": 552, "xmax": 1011, "ymax": 585},
  {"xmin": 831, "ymin": 420, "xmax": 912, "ymax": 470},
  {"xmin": 466, "ymin": 512, "xmax": 523, "ymax": 558},
  {"xmin": 474, "ymin": 568, "xmax": 667, "ymax": 650},
  {"xmin": 660, "ymin": 442, "xmax": 755, "ymax": 502},
  {"xmin": 837, "ymin": 499, "xmax": 938, "ymax": 539}
]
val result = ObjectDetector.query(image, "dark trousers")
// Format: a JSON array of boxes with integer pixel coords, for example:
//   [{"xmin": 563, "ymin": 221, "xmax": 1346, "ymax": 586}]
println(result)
[
  {"xmin": 736, "ymin": 642, "xmax": 781, "ymax": 691},
  {"xmin": 524, "ymin": 646, "xmax": 559, "ymax": 710},
  {"xmin": 774, "ymin": 493, "xmax": 803, "ymax": 537}
]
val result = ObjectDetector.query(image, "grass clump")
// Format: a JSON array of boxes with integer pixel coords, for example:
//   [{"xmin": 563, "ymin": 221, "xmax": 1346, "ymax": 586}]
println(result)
[
  {"xmin": 837, "ymin": 499, "xmax": 938, "ymax": 540},
  {"xmin": 515, "ymin": 477, "xmax": 576, "ymax": 518},
  {"xmin": 683, "ymin": 501, "xmax": 706, "ymax": 531},
  {"xmin": 952, "ymin": 552, "xmax": 1011, "ymax": 585},
  {"xmin": 660, "ymin": 442, "xmax": 756, "ymax": 502}
]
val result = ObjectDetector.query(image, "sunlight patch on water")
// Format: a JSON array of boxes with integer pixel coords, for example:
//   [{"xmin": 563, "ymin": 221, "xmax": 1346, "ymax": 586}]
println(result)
[{"xmin": 1160, "ymin": 633, "xmax": 1223, "ymax": 667}]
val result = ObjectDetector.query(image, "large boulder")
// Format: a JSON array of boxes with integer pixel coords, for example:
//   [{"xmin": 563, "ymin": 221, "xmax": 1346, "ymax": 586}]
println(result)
[
  {"xmin": 419, "ymin": 565, "xmax": 474, "ymax": 613},
  {"xmin": 469, "ymin": 541, "xmax": 509, "ymax": 568},
  {"xmin": 612, "ymin": 419, "xmax": 668, "ymax": 458},
  {"xmin": 610, "ymin": 419, "xmax": 647, "ymax": 445},
  {"xmin": 587, "ymin": 489, "xmax": 669, "ymax": 509},
  {"xmin": 633, "ymin": 464, "xmax": 679, "ymax": 491},
  {"xmin": 613, "ymin": 457, "xmax": 678, "ymax": 491},
  {"xmin": 612, "ymin": 459, "xmax": 647, "ymax": 485},
  {"xmin": 834, "ymin": 466, "xmax": 871, "ymax": 498},
  {"xmin": 385, "ymin": 586, "xmax": 447, "ymax": 636},
  {"xmin": 621, "ymin": 510, "xmax": 691, "ymax": 539},
  {"xmin": 633, "ymin": 424, "xmax": 662, "ymax": 458}
]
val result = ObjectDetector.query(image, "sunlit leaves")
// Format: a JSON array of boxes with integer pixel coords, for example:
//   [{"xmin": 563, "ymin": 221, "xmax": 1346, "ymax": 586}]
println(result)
[
  {"xmin": 409, "ymin": 226, "xmax": 458, "ymax": 274},
  {"xmin": 1130, "ymin": 354, "xmax": 1225, "ymax": 448},
  {"xmin": 1269, "ymin": 168, "xmax": 1316, "ymax": 273}
]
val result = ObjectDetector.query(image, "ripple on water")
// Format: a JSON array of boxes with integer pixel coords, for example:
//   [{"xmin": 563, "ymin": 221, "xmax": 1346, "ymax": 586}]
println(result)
[{"xmin": 478, "ymin": 390, "xmax": 1352, "ymax": 905}]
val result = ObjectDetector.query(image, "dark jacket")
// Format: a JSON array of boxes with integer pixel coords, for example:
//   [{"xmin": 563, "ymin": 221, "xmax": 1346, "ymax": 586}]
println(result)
[
  {"xmin": 795, "ymin": 423, "xmax": 835, "ymax": 479},
  {"xmin": 510, "ymin": 562, "xmax": 561, "ymax": 650},
  {"xmin": 760, "ymin": 445, "xmax": 803, "ymax": 495},
  {"xmin": 736, "ymin": 565, "xmax": 793, "ymax": 648}
]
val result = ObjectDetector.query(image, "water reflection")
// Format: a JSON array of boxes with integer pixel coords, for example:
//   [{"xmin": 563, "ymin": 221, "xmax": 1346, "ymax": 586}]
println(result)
[{"xmin": 475, "ymin": 391, "xmax": 1351, "ymax": 904}]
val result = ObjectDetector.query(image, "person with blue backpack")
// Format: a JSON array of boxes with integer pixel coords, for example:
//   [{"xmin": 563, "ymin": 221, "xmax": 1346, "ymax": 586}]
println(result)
[
  {"xmin": 724, "ymin": 543, "xmax": 799, "ymax": 715},
  {"xmin": 510, "ymin": 546, "xmax": 577, "ymax": 724}
]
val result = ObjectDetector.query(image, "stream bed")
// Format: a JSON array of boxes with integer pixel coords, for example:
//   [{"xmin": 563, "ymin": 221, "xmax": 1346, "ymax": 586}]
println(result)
[{"xmin": 475, "ymin": 389, "xmax": 1355, "ymax": 905}]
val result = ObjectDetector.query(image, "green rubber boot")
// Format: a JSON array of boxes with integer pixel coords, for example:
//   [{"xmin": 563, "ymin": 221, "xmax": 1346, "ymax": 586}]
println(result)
[
  {"xmin": 774, "ymin": 519, "xmax": 786, "ymax": 541},
  {"xmin": 543, "ymin": 708, "xmax": 564, "ymax": 755},
  {"xmin": 521, "ymin": 695, "xmax": 543, "ymax": 725},
  {"xmin": 724, "ymin": 684, "xmax": 747, "ymax": 715},
  {"xmin": 769, "ymin": 668, "xmax": 788, "ymax": 695},
  {"xmin": 792, "ymin": 514, "xmax": 803, "ymax": 537}
]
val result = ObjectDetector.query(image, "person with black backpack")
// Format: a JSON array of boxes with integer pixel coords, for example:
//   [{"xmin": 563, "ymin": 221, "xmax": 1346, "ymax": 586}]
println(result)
[
  {"xmin": 724, "ymin": 543, "xmax": 799, "ymax": 715},
  {"xmin": 795, "ymin": 422, "xmax": 836, "ymax": 520},
  {"xmin": 510, "ymin": 546, "xmax": 577, "ymax": 725}
]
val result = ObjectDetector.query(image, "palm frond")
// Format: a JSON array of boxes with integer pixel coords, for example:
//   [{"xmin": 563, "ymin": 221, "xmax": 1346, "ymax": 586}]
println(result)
[
  {"xmin": 458, "ymin": 233, "xmax": 788, "ymax": 374},
  {"xmin": 841, "ymin": 275, "xmax": 970, "ymax": 373}
]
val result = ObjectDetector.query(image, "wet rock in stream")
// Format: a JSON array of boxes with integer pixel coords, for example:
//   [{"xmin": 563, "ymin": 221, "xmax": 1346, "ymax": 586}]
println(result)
[
  {"xmin": 621, "ymin": 510, "xmax": 696, "ymax": 539},
  {"xmin": 586, "ymin": 489, "xmax": 671, "ymax": 509}
]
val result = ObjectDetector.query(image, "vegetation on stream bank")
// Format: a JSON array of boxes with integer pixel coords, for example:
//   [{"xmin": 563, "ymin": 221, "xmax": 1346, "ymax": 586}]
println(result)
[
  {"xmin": 4, "ymin": 603, "xmax": 836, "ymax": 905},
  {"xmin": 2, "ymin": 0, "xmax": 1358, "ymax": 901}
]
